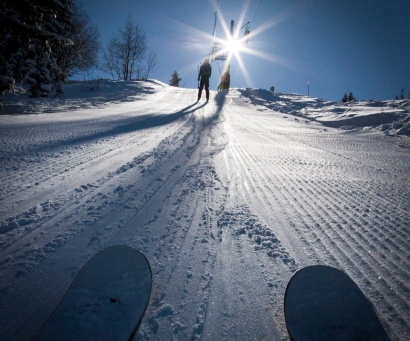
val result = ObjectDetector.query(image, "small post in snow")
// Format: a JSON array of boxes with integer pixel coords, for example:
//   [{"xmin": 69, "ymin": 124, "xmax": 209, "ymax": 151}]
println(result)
[{"xmin": 307, "ymin": 81, "xmax": 310, "ymax": 97}]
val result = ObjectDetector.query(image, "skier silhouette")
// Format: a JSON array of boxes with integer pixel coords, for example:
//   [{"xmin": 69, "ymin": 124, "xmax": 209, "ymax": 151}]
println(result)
[
  {"xmin": 217, "ymin": 70, "xmax": 230, "ymax": 91},
  {"xmin": 197, "ymin": 58, "xmax": 212, "ymax": 102}
]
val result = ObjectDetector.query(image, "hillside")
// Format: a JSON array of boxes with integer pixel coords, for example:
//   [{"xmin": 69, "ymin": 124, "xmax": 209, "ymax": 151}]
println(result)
[{"xmin": 1, "ymin": 80, "xmax": 409, "ymax": 340}]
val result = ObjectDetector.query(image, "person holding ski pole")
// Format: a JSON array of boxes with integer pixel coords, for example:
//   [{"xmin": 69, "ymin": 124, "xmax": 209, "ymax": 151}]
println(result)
[{"xmin": 197, "ymin": 58, "xmax": 212, "ymax": 102}]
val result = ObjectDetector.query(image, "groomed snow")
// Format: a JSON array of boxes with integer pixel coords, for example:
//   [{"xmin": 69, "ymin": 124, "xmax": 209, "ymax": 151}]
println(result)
[{"xmin": 1, "ymin": 80, "xmax": 409, "ymax": 340}]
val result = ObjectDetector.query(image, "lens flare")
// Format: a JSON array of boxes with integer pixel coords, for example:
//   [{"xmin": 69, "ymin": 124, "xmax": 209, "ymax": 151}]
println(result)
[
  {"xmin": 225, "ymin": 37, "xmax": 243, "ymax": 55},
  {"xmin": 166, "ymin": 0, "xmax": 305, "ymax": 87},
  {"xmin": 207, "ymin": 2, "xmax": 285, "ymax": 87}
]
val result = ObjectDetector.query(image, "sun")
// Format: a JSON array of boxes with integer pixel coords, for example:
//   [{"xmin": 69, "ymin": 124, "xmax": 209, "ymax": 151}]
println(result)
[
  {"xmin": 176, "ymin": 1, "xmax": 296, "ymax": 87},
  {"xmin": 224, "ymin": 36, "xmax": 243, "ymax": 55}
]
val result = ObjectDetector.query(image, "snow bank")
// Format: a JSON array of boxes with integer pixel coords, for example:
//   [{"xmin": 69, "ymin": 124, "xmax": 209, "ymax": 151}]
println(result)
[
  {"xmin": 1, "ymin": 79, "xmax": 166, "ymax": 115},
  {"xmin": 238, "ymin": 88, "xmax": 410, "ymax": 136}
]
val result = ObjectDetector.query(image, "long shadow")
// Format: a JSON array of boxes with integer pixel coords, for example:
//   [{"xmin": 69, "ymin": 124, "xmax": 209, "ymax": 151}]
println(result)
[
  {"xmin": 214, "ymin": 90, "xmax": 228, "ymax": 117},
  {"xmin": 198, "ymin": 90, "xmax": 228, "ymax": 128},
  {"xmin": 9, "ymin": 102, "xmax": 207, "ymax": 155},
  {"xmin": 104, "ymin": 102, "xmax": 204, "ymax": 135}
]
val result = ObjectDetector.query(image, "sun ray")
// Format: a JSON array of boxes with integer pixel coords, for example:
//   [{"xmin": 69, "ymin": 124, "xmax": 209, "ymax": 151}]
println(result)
[
  {"xmin": 156, "ymin": 0, "xmax": 309, "ymax": 89},
  {"xmin": 234, "ymin": 52, "xmax": 254, "ymax": 87}
]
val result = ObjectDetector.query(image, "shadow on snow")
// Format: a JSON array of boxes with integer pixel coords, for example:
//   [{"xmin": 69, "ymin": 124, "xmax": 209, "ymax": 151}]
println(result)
[{"xmin": 11, "ymin": 102, "xmax": 208, "ymax": 155}]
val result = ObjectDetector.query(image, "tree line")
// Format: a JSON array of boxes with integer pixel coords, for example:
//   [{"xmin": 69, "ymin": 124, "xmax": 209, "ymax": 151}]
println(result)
[
  {"xmin": 341, "ymin": 90, "xmax": 409, "ymax": 102},
  {"xmin": 341, "ymin": 92, "xmax": 356, "ymax": 103},
  {"xmin": 0, "ymin": 0, "xmax": 158, "ymax": 107}
]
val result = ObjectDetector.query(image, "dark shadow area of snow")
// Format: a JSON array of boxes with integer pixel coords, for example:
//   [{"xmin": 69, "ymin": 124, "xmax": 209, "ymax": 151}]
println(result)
[
  {"xmin": 209, "ymin": 90, "xmax": 228, "ymax": 125},
  {"xmin": 214, "ymin": 90, "xmax": 228, "ymax": 110},
  {"xmin": 4, "ymin": 103, "xmax": 206, "ymax": 156},
  {"xmin": 1, "ymin": 80, "xmax": 162, "ymax": 115}
]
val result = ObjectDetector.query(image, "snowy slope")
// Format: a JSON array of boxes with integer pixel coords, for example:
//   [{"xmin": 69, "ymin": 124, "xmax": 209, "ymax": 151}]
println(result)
[
  {"xmin": 1, "ymin": 81, "xmax": 409, "ymax": 340},
  {"xmin": 241, "ymin": 88, "xmax": 410, "ymax": 136}
]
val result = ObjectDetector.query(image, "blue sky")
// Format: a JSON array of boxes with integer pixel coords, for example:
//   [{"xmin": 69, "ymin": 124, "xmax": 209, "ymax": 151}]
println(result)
[{"xmin": 78, "ymin": 0, "xmax": 410, "ymax": 101}]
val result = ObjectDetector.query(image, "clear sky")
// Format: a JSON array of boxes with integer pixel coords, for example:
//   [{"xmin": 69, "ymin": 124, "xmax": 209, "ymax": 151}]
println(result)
[{"xmin": 77, "ymin": 0, "xmax": 410, "ymax": 101}]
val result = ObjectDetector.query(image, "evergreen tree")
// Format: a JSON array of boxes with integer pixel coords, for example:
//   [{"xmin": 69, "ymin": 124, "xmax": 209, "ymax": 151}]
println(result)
[
  {"xmin": 0, "ymin": 0, "xmax": 100, "ymax": 101},
  {"xmin": 0, "ymin": 0, "xmax": 75, "ymax": 99},
  {"xmin": 169, "ymin": 71, "xmax": 181, "ymax": 87},
  {"xmin": 52, "ymin": 5, "xmax": 100, "ymax": 94},
  {"xmin": 23, "ymin": 43, "xmax": 54, "ymax": 97},
  {"xmin": 341, "ymin": 92, "xmax": 356, "ymax": 103}
]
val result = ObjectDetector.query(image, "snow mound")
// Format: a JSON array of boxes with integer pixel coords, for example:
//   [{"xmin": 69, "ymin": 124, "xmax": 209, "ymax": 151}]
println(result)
[
  {"xmin": 238, "ymin": 88, "xmax": 410, "ymax": 136},
  {"xmin": 1, "ymin": 79, "xmax": 166, "ymax": 115}
]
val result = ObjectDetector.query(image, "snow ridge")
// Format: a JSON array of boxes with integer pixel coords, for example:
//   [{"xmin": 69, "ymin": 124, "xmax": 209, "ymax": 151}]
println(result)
[{"xmin": 239, "ymin": 88, "xmax": 410, "ymax": 136}]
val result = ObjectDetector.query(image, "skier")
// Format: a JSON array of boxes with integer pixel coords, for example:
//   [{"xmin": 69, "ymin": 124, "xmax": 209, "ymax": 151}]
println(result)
[
  {"xmin": 217, "ymin": 70, "xmax": 230, "ymax": 91},
  {"xmin": 197, "ymin": 58, "xmax": 212, "ymax": 102}
]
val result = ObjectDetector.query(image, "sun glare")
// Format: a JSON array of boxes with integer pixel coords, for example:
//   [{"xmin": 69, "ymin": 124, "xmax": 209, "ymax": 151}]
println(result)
[
  {"xmin": 204, "ymin": 2, "xmax": 287, "ymax": 87},
  {"xmin": 175, "ymin": 0, "xmax": 297, "ymax": 86},
  {"xmin": 225, "ymin": 37, "xmax": 243, "ymax": 55}
]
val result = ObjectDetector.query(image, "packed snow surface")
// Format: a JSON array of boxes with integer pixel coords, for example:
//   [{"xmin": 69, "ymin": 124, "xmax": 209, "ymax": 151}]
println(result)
[{"xmin": 1, "ymin": 80, "xmax": 409, "ymax": 340}]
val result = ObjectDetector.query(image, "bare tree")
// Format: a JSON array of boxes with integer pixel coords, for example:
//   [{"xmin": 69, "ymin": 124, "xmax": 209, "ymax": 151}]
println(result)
[
  {"xmin": 136, "ymin": 66, "xmax": 145, "ymax": 81},
  {"xmin": 102, "ymin": 17, "xmax": 147, "ymax": 80},
  {"xmin": 67, "ymin": 7, "xmax": 99, "ymax": 75},
  {"xmin": 145, "ymin": 50, "xmax": 158, "ymax": 80}
]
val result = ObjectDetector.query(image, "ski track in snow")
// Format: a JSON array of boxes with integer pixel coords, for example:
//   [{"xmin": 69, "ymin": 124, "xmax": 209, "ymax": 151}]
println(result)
[{"xmin": 0, "ymin": 83, "xmax": 409, "ymax": 340}]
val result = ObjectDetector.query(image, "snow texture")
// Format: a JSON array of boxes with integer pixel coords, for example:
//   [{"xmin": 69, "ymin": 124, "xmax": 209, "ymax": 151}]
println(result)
[{"xmin": 0, "ymin": 80, "xmax": 409, "ymax": 340}]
